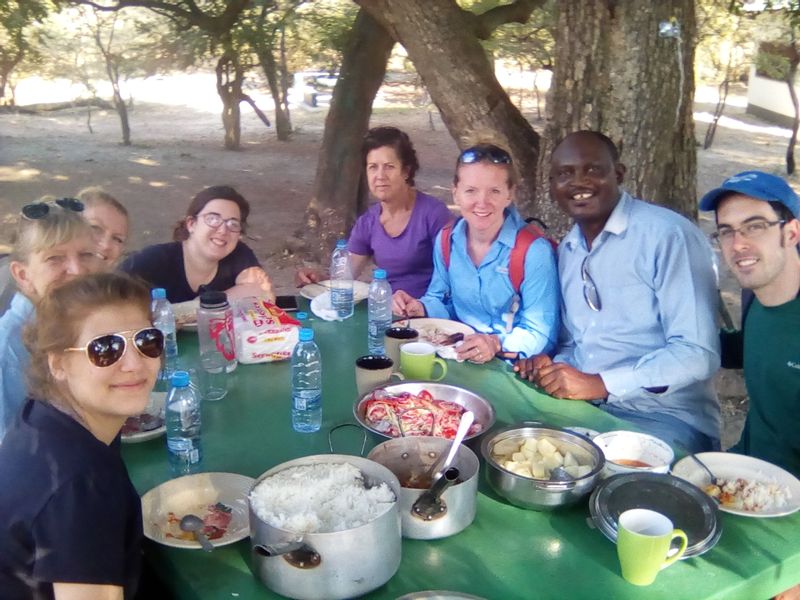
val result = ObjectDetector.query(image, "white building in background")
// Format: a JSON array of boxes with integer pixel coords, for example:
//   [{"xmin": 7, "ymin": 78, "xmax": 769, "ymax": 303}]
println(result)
[{"xmin": 747, "ymin": 64, "xmax": 798, "ymax": 128}]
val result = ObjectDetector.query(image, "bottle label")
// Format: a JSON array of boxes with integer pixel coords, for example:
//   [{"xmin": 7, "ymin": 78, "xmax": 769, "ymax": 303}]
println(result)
[
  {"xmin": 293, "ymin": 390, "xmax": 321, "ymax": 411},
  {"xmin": 208, "ymin": 312, "xmax": 236, "ymax": 361},
  {"xmin": 167, "ymin": 437, "xmax": 200, "ymax": 464}
]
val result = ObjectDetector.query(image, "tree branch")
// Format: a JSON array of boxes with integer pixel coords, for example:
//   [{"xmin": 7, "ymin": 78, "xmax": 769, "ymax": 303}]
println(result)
[{"xmin": 470, "ymin": 0, "xmax": 547, "ymax": 40}]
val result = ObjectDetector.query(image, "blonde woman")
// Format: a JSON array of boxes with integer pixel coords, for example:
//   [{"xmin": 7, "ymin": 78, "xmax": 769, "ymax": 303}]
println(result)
[
  {"xmin": 0, "ymin": 272, "xmax": 163, "ymax": 599},
  {"xmin": 78, "ymin": 186, "xmax": 130, "ymax": 268},
  {"xmin": 0, "ymin": 198, "xmax": 100, "ymax": 440}
]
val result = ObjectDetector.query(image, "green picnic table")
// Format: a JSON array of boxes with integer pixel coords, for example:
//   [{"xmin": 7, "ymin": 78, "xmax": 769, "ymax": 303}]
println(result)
[{"xmin": 122, "ymin": 302, "xmax": 800, "ymax": 600}]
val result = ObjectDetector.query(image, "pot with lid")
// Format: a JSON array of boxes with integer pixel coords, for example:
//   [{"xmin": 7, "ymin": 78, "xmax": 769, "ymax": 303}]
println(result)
[
  {"xmin": 367, "ymin": 436, "xmax": 479, "ymax": 539},
  {"xmin": 248, "ymin": 454, "xmax": 401, "ymax": 600}
]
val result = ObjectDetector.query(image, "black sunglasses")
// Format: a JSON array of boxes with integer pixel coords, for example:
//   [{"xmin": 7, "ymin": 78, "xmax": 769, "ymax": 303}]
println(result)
[
  {"xmin": 65, "ymin": 327, "xmax": 164, "ymax": 368},
  {"xmin": 458, "ymin": 146, "xmax": 513, "ymax": 165},
  {"xmin": 22, "ymin": 197, "xmax": 85, "ymax": 220}
]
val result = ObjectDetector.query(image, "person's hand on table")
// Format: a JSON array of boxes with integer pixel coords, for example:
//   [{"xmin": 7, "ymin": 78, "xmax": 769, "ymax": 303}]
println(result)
[
  {"xmin": 534, "ymin": 362, "xmax": 608, "ymax": 401},
  {"xmin": 514, "ymin": 354, "xmax": 553, "ymax": 381},
  {"xmin": 392, "ymin": 290, "xmax": 425, "ymax": 318},
  {"xmin": 456, "ymin": 333, "xmax": 501, "ymax": 364},
  {"xmin": 230, "ymin": 267, "xmax": 275, "ymax": 302},
  {"xmin": 295, "ymin": 267, "xmax": 324, "ymax": 287}
]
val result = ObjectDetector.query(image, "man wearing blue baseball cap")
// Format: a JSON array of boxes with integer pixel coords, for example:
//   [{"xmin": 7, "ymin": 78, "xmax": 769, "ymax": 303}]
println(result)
[{"xmin": 700, "ymin": 170, "xmax": 800, "ymax": 477}]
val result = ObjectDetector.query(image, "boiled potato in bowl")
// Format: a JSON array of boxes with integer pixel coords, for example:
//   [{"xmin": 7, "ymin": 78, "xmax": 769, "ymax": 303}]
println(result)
[{"xmin": 491, "ymin": 436, "xmax": 594, "ymax": 480}]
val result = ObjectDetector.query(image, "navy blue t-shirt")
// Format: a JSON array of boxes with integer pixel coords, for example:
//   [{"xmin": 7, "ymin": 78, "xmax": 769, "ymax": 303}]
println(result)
[
  {"xmin": 0, "ymin": 399, "xmax": 143, "ymax": 599},
  {"xmin": 119, "ymin": 241, "xmax": 260, "ymax": 303}
]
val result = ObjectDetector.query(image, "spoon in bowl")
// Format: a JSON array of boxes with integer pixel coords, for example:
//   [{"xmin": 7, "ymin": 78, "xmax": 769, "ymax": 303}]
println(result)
[
  {"xmin": 429, "ymin": 411, "xmax": 474, "ymax": 482},
  {"xmin": 179, "ymin": 514, "xmax": 214, "ymax": 552}
]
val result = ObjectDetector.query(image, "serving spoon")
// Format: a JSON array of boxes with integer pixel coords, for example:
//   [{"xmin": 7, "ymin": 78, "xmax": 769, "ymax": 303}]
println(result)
[
  {"xmin": 429, "ymin": 410, "xmax": 474, "ymax": 482},
  {"xmin": 180, "ymin": 514, "xmax": 214, "ymax": 552}
]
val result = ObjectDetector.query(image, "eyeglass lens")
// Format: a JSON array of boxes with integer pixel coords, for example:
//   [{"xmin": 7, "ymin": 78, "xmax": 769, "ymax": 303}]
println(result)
[
  {"xmin": 86, "ymin": 328, "xmax": 164, "ymax": 367},
  {"xmin": 21, "ymin": 197, "xmax": 84, "ymax": 220},
  {"xmin": 201, "ymin": 212, "xmax": 242, "ymax": 232},
  {"xmin": 581, "ymin": 256, "xmax": 602, "ymax": 312}
]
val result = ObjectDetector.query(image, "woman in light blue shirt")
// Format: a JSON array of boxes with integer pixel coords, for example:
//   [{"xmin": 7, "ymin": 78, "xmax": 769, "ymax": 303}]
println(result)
[{"xmin": 393, "ymin": 144, "xmax": 560, "ymax": 362}]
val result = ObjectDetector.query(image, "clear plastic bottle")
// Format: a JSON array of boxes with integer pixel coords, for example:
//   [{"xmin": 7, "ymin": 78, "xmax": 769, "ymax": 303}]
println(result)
[
  {"xmin": 291, "ymin": 328, "xmax": 322, "ymax": 433},
  {"xmin": 165, "ymin": 370, "xmax": 202, "ymax": 476},
  {"xmin": 329, "ymin": 239, "xmax": 354, "ymax": 320},
  {"xmin": 367, "ymin": 268, "xmax": 392, "ymax": 355},
  {"xmin": 151, "ymin": 288, "xmax": 179, "ymax": 380},
  {"xmin": 197, "ymin": 290, "xmax": 237, "ymax": 374}
]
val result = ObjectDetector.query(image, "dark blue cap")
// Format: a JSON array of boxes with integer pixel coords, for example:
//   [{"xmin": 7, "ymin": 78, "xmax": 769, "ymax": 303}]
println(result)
[{"xmin": 699, "ymin": 170, "xmax": 799, "ymax": 218}]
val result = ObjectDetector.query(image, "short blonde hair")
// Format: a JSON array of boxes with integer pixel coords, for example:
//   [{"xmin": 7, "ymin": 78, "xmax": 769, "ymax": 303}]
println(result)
[
  {"xmin": 11, "ymin": 200, "xmax": 93, "ymax": 263},
  {"xmin": 77, "ymin": 186, "xmax": 129, "ymax": 219},
  {"xmin": 24, "ymin": 272, "xmax": 152, "ymax": 407}
]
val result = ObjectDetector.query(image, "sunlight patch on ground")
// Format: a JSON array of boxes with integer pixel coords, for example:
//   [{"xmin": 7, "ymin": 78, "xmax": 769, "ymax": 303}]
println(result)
[
  {"xmin": 147, "ymin": 181, "xmax": 168, "ymax": 188},
  {"xmin": 49, "ymin": 174, "xmax": 70, "ymax": 181},
  {"xmin": 127, "ymin": 176, "xmax": 144, "ymax": 184},
  {"xmin": 0, "ymin": 166, "xmax": 42, "ymax": 182},
  {"xmin": 130, "ymin": 157, "xmax": 161, "ymax": 167},
  {"xmin": 694, "ymin": 111, "xmax": 791, "ymax": 139}
]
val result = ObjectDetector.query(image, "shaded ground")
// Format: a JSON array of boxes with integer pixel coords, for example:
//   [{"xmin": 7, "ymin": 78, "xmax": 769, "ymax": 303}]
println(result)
[{"xmin": 1, "ymin": 80, "xmax": 796, "ymax": 448}]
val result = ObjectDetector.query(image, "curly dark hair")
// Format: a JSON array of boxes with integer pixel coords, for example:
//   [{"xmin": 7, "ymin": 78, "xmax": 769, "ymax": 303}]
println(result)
[{"xmin": 361, "ymin": 126, "xmax": 420, "ymax": 187}]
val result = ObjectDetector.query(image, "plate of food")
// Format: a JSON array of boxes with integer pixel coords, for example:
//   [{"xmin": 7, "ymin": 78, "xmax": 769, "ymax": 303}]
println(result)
[
  {"xmin": 299, "ymin": 280, "xmax": 370, "ymax": 303},
  {"xmin": 671, "ymin": 452, "xmax": 800, "ymax": 518},
  {"xmin": 171, "ymin": 299, "xmax": 199, "ymax": 331},
  {"xmin": 121, "ymin": 392, "xmax": 167, "ymax": 444},
  {"xmin": 141, "ymin": 472, "xmax": 255, "ymax": 549},
  {"xmin": 406, "ymin": 318, "xmax": 475, "ymax": 360}
]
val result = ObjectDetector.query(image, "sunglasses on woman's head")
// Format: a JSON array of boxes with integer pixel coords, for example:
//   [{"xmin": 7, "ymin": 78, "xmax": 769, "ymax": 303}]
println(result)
[
  {"xmin": 458, "ymin": 146, "xmax": 513, "ymax": 165},
  {"xmin": 21, "ymin": 198, "xmax": 85, "ymax": 220},
  {"xmin": 64, "ymin": 327, "xmax": 164, "ymax": 367}
]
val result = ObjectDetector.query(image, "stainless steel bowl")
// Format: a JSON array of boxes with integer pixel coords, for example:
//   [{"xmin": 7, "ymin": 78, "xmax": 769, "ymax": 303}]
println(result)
[
  {"xmin": 481, "ymin": 423, "xmax": 605, "ymax": 511},
  {"xmin": 354, "ymin": 382, "xmax": 495, "ymax": 442}
]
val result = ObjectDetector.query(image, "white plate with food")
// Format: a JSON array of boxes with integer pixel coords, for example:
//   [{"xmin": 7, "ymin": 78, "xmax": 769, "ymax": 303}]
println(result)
[
  {"xmin": 299, "ymin": 280, "xmax": 370, "ymax": 303},
  {"xmin": 121, "ymin": 392, "xmax": 167, "ymax": 444},
  {"xmin": 672, "ymin": 452, "xmax": 800, "ymax": 518},
  {"xmin": 171, "ymin": 299, "xmax": 199, "ymax": 331},
  {"xmin": 406, "ymin": 318, "xmax": 475, "ymax": 360},
  {"xmin": 141, "ymin": 472, "xmax": 255, "ymax": 548}
]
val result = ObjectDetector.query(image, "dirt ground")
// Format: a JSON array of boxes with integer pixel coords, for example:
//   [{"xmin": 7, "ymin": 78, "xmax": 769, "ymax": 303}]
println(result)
[{"xmin": 1, "ymin": 79, "xmax": 796, "ymax": 448}]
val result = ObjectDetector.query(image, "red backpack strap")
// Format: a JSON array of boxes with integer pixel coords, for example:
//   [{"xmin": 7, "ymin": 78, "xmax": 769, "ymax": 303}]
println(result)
[
  {"xmin": 509, "ymin": 223, "xmax": 557, "ymax": 293},
  {"xmin": 440, "ymin": 221, "xmax": 455, "ymax": 269}
]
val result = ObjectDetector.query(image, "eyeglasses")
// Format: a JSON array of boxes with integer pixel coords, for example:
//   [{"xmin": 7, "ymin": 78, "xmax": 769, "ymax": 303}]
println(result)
[
  {"xmin": 197, "ymin": 212, "xmax": 243, "ymax": 233},
  {"xmin": 711, "ymin": 219, "xmax": 785, "ymax": 245},
  {"xmin": 458, "ymin": 146, "xmax": 512, "ymax": 165},
  {"xmin": 581, "ymin": 256, "xmax": 602, "ymax": 312},
  {"xmin": 64, "ymin": 327, "xmax": 164, "ymax": 367},
  {"xmin": 22, "ymin": 198, "xmax": 84, "ymax": 220}
]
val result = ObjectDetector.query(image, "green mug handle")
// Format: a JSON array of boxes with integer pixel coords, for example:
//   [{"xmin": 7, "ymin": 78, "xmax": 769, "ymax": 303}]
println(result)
[
  {"xmin": 661, "ymin": 529, "xmax": 688, "ymax": 569},
  {"xmin": 431, "ymin": 357, "xmax": 448, "ymax": 381}
]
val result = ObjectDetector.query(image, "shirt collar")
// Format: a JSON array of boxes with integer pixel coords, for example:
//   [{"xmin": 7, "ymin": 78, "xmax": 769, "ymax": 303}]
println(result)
[{"xmin": 562, "ymin": 191, "xmax": 632, "ymax": 252}]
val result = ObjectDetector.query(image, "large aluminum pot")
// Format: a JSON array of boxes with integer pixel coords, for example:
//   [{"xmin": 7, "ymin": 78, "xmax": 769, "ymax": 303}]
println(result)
[
  {"xmin": 249, "ymin": 454, "xmax": 402, "ymax": 600},
  {"xmin": 368, "ymin": 436, "xmax": 479, "ymax": 540},
  {"xmin": 481, "ymin": 423, "xmax": 604, "ymax": 511}
]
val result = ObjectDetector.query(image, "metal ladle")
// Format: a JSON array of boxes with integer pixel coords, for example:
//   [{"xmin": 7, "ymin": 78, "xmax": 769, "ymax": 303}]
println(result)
[
  {"xmin": 179, "ymin": 514, "xmax": 214, "ymax": 552},
  {"xmin": 428, "ymin": 410, "xmax": 474, "ymax": 482}
]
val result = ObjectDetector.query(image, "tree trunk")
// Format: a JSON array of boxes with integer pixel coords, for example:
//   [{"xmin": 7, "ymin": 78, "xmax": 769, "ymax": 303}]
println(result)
[
  {"xmin": 257, "ymin": 40, "xmax": 292, "ymax": 141},
  {"xmin": 357, "ymin": 0, "xmax": 542, "ymax": 215},
  {"xmin": 785, "ymin": 43, "xmax": 799, "ymax": 175},
  {"xmin": 216, "ymin": 50, "xmax": 243, "ymax": 150},
  {"xmin": 303, "ymin": 9, "xmax": 394, "ymax": 260},
  {"xmin": 545, "ymin": 1, "xmax": 698, "ymax": 223}
]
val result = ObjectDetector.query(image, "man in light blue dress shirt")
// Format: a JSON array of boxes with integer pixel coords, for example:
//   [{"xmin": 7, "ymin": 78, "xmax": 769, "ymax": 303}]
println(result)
[{"xmin": 516, "ymin": 131, "xmax": 721, "ymax": 453}]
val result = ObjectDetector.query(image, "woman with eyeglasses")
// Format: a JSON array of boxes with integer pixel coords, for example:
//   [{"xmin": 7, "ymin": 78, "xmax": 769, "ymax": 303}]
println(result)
[
  {"xmin": 78, "ymin": 186, "xmax": 130, "ymax": 269},
  {"xmin": 0, "ymin": 198, "xmax": 101, "ymax": 442},
  {"xmin": 392, "ymin": 144, "xmax": 560, "ymax": 363},
  {"xmin": 0, "ymin": 272, "xmax": 162, "ymax": 599},
  {"xmin": 296, "ymin": 126, "xmax": 452, "ymax": 297},
  {"xmin": 120, "ymin": 185, "xmax": 274, "ymax": 303}
]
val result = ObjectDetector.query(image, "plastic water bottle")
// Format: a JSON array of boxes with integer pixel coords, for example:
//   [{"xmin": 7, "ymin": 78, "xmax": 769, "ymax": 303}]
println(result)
[
  {"xmin": 367, "ymin": 269, "xmax": 392, "ymax": 355},
  {"xmin": 165, "ymin": 370, "xmax": 202, "ymax": 476},
  {"xmin": 291, "ymin": 328, "xmax": 322, "ymax": 433},
  {"xmin": 151, "ymin": 288, "xmax": 178, "ymax": 379},
  {"xmin": 330, "ymin": 239, "xmax": 354, "ymax": 320}
]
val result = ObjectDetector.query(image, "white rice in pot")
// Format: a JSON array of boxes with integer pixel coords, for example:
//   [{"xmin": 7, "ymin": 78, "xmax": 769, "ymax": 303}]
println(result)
[{"xmin": 250, "ymin": 462, "xmax": 396, "ymax": 533}]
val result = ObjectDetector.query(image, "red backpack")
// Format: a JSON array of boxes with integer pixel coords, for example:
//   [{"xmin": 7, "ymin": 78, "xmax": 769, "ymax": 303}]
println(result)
[{"xmin": 440, "ymin": 220, "xmax": 557, "ymax": 293}]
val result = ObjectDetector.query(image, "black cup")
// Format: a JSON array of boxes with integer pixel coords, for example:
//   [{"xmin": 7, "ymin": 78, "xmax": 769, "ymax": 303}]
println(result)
[
  {"xmin": 385, "ymin": 327, "xmax": 419, "ymax": 340},
  {"xmin": 356, "ymin": 355, "xmax": 394, "ymax": 370}
]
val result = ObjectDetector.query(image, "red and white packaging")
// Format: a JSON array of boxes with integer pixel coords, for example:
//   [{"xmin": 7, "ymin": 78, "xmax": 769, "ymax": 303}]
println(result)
[{"xmin": 234, "ymin": 297, "xmax": 300, "ymax": 364}]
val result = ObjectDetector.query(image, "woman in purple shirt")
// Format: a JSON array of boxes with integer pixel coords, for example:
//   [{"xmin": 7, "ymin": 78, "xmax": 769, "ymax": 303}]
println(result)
[{"xmin": 297, "ymin": 127, "xmax": 452, "ymax": 297}]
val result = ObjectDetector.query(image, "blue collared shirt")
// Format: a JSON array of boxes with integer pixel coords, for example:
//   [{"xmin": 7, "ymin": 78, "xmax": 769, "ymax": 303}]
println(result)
[
  {"xmin": 420, "ymin": 207, "xmax": 560, "ymax": 357},
  {"xmin": 555, "ymin": 192, "xmax": 721, "ymax": 439},
  {"xmin": 0, "ymin": 293, "xmax": 34, "ymax": 442}
]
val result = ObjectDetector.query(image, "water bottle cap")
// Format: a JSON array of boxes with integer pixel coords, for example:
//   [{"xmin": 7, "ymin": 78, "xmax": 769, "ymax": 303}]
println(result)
[
  {"xmin": 151, "ymin": 288, "xmax": 167, "ymax": 300},
  {"xmin": 171, "ymin": 370, "xmax": 191, "ymax": 387},
  {"xmin": 373, "ymin": 269, "xmax": 387, "ymax": 280},
  {"xmin": 335, "ymin": 239, "xmax": 347, "ymax": 249},
  {"xmin": 296, "ymin": 312, "xmax": 308, "ymax": 320},
  {"xmin": 199, "ymin": 290, "xmax": 229, "ymax": 308},
  {"xmin": 298, "ymin": 327, "xmax": 314, "ymax": 342}
]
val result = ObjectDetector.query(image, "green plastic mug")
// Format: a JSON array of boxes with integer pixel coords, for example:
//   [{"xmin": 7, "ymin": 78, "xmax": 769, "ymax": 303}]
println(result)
[
  {"xmin": 400, "ymin": 342, "xmax": 447, "ymax": 381},
  {"xmin": 617, "ymin": 509, "xmax": 688, "ymax": 586}
]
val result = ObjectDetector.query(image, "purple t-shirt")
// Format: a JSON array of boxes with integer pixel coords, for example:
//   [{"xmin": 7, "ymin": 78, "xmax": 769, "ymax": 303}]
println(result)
[{"xmin": 348, "ymin": 191, "xmax": 452, "ymax": 298}]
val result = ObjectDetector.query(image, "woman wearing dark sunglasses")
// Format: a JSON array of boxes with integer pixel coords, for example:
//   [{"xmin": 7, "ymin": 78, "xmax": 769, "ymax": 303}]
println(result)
[
  {"xmin": 0, "ymin": 198, "xmax": 101, "ymax": 443},
  {"xmin": 393, "ymin": 144, "xmax": 560, "ymax": 363},
  {"xmin": 0, "ymin": 272, "xmax": 163, "ymax": 600},
  {"xmin": 120, "ymin": 185, "xmax": 274, "ymax": 303}
]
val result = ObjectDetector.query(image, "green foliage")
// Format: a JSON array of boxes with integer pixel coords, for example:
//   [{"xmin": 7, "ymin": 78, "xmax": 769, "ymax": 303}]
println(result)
[
  {"xmin": 1, "ymin": 0, "xmax": 52, "ymax": 80},
  {"xmin": 756, "ymin": 47, "xmax": 791, "ymax": 81}
]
